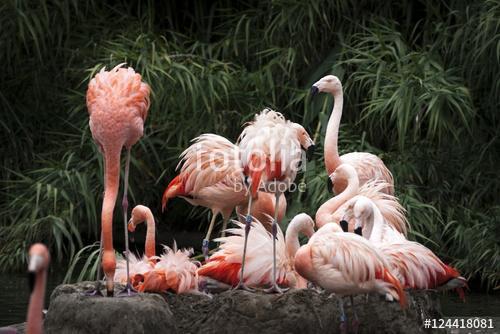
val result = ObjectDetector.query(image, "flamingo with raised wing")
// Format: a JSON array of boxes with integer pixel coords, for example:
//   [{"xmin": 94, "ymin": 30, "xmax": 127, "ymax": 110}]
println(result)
[{"xmin": 311, "ymin": 75, "xmax": 394, "ymax": 195}]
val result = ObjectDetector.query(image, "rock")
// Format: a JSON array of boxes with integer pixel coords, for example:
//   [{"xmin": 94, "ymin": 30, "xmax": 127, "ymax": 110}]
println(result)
[
  {"xmin": 45, "ymin": 282, "xmax": 443, "ymax": 333},
  {"xmin": 163, "ymin": 289, "xmax": 443, "ymax": 334},
  {"xmin": 44, "ymin": 281, "xmax": 177, "ymax": 334}
]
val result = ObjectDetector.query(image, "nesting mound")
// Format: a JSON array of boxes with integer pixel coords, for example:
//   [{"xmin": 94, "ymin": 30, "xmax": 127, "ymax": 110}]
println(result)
[{"xmin": 45, "ymin": 282, "xmax": 442, "ymax": 334}]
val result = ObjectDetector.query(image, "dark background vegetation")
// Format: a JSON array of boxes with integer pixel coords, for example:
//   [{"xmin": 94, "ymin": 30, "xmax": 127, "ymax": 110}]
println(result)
[{"xmin": 0, "ymin": 0, "xmax": 498, "ymax": 291}]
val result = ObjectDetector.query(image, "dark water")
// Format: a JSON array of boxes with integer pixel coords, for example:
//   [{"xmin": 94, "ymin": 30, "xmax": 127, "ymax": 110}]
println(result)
[{"xmin": 0, "ymin": 270, "xmax": 498, "ymax": 326}]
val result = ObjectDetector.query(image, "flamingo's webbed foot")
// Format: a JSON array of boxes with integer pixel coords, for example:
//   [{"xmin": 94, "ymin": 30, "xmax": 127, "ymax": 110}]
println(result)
[
  {"xmin": 84, "ymin": 282, "xmax": 104, "ymax": 297},
  {"xmin": 234, "ymin": 281, "xmax": 254, "ymax": 292},
  {"xmin": 264, "ymin": 283, "xmax": 288, "ymax": 294},
  {"xmin": 117, "ymin": 283, "xmax": 138, "ymax": 297}
]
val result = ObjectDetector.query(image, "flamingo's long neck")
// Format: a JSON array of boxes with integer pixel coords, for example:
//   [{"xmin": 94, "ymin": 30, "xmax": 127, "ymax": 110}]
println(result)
[
  {"xmin": 144, "ymin": 212, "xmax": 156, "ymax": 258},
  {"xmin": 315, "ymin": 170, "xmax": 359, "ymax": 228},
  {"xmin": 26, "ymin": 270, "xmax": 46, "ymax": 334},
  {"xmin": 285, "ymin": 219, "xmax": 313, "ymax": 260},
  {"xmin": 324, "ymin": 90, "xmax": 344, "ymax": 176},
  {"xmin": 101, "ymin": 146, "xmax": 121, "ymax": 278},
  {"xmin": 362, "ymin": 202, "xmax": 386, "ymax": 244}
]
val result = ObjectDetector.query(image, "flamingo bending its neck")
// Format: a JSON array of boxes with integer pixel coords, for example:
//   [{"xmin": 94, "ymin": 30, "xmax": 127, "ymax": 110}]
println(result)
[
  {"xmin": 351, "ymin": 196, "xmax": 467, "ymax": 296},
  {"xmin": 115, "ymin": 205, "xmax": 156, "ymax": 288},
  {"xmin": 311, "ymin": 75, "xmax": 394, "ymax": 195},
  {"xmin": 87, "ymin": 64, "xmax": 150, "ymax": 296},
  {"xmin": 237, "ymin": 109, "xmax": 314, "ymax": 292},
  {"xmin": 294, "ymin": 223, "xmax": 406, "ymax": 329},
  {"xmin": 198, "ymin": 213, "xmax": 315, "ymax": 289},
  {"xmin": 316, "ymin": 164, "xmax": 407, "ymax": 235}
]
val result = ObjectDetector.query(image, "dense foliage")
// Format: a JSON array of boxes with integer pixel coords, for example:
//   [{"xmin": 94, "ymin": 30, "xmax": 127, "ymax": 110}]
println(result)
[{"xmin": 0, "ymin": 0, "xmax": 498, "ymax": 290}]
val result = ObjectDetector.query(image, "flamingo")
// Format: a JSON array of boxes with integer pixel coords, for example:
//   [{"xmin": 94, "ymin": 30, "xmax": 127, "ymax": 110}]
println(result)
[
  {"xmin": 114, "ymin": 205, "xmax": 156, "ymax": 288},
  {"xmin": 311, "ymin": 75, "xmax": 394, "ymax": 195},
  {"xmin": 115, "ymin": 205, "xmax": 200, "ymax": 293},
  {"xmin": 162, "ymin": 122, "xmax": 313, "ymax": 260},
  {"xmin": 139, "ymin": 244, "xmax": 200, "ymax": 294},
  {"xmin": 294, "ymin": 223, "xmax": 407, "ymax": 330},
  {"xmin": 87, "ymin": 64, "xmax": 150, "ymax": 297},
  {"xmin": 198, "ymin": 213, "xmax": 315, "ymax": 289},
  {"xmin": 237, "ymin": 109, "xmax": 312, "ymax": 292},
  {"xmin": 0, "ymin": 244, "xmax": 51, "ymax": 334},
  {"xmin": 316, "ymin": 164, "xmax": 407, "ymax": 235},
  {"xmin": 349, "ymin": 196, "xmax": 467, "ymax": 296}
]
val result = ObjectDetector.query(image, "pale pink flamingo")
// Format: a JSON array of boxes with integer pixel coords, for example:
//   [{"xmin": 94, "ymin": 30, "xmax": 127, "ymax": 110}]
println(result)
[
  {"xmin": 237, "ymin": 109, "xmax": 313, "ymax": 292},
  {"xmin": 311, "ymin": 75, "xmax": 394, "ymax": 195},
  {"xmin": 87, "ymin": 64, "xmax": 150, "ymax": 296},
  {"xmin": 114, "ymin": 205, "xmax": 156, "ymax": 288},
  {"xmin": 27, "ymin": 243, "xmax": 50, "ymax": 334},
  {"xmin": 162, "ymin": 122, "xmax": 313, "ymax": 260},
  {"xmin": 316, "ymin": 164, "xmax": 407, "ymax": 234},
  {"xmin": 350, "ymin": 196, "xmax": 467, "ymax": 297},
  {"xmin": 294, "ymin": 223, "xmax": 406, "ymax": 330},
  {"xmin": 198, "ymin": 213, "xmax": 315, "ymax": 289}
]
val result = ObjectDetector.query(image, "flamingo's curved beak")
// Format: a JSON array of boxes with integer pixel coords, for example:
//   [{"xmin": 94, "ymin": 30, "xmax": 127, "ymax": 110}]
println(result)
[
  {"xmin": 339, "ymin": 220, "xmax": 349, "ymax": 232},
  {"xmin": 306, "ymin": 144, "xmax": 315, "ymax": 161},
  {"xmin": 326, "ymin": 177, "xmax": 334, "ymax": 194},
  {"xmin": 354, "ymin": 227, "xmax": 363, "ymax": 236},
  {"xmin": 310, "ymin": 85, "xmax": 319, "ymax": 97}
]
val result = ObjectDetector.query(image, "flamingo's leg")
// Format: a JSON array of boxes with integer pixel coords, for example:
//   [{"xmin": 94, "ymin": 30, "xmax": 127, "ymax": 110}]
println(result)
[
  {"xmin": 220, "ymin": 217, "xmax": 230, "ymax": 238},
  {"xmin": 338, "ymin": 297, "xmax": 347, "ymax": 334},
  {"xmin": 203, "ymin": 212, "xmax": 218, "ymax": 261},
  {"xmin": 84, "ymin": 230, "xmax": 104, "ymax": 297},
  {"xmin": 117, "ymin": 148, "xmax": 137, "ymax": 297},
  {"xmin": 350, "ymin": 295, "xmax": 359, "ymax": 333},
  {"xmin": 234, "ymin": 193, "xmax": 254, "ymax": 291},
  {"xmin": 264, "ymin": 190, "xmax": 288, "ymax": 294}
]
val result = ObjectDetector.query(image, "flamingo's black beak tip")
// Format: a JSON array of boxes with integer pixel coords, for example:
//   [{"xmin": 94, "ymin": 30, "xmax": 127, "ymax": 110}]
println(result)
[
  {"xmin": 306, "ymin": 145, "xmax": 315, "ymax": 161},
  {"xmin": 327, "ymin": 177, "xmax": 334, "ymax": 194},
  {"xmin": 310, "ymin": 85, "xmax": 319, "ymax": 97},
  {"xmin": 340, "ymin": 220, "xmax": 349, "ymax": 232},
  {"xmin": 354, "ymin": 227, "xmax": 363, "ymax": 236}
]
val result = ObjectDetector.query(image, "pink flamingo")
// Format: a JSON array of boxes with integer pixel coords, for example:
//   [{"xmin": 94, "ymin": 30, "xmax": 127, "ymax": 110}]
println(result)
[
  {"xmin": 294, "ymin": 223, "xmax": 407, "ymax": 330},
  {"xmin": 237, "ymin": 109, "xmax": 313, "ymax": 292},
  {"xmin": 198, "ymin": 213, "xmax": 315, "ymax": 289},
  {"xmin": 350, "ymin": 196, "xmax": 467, "ymax": 296},
  {"xmin": 316, "ymin": 164, "xmax": 407, "ymax": 235},
  {"xmin": 162, "ymin": 122, "xmax": 313, "ymax": 260},
  {"xmin": 139, "ymin": 244, "xmax": 200, "ymax": 294},
  {"xmin": 311, "ymin": 75, "xmax": 394, "ymax": 195},
  {"xmin": 0, "ymin": 244, "xmax": 50, "ymax": 334},
  {"xmin": 114, "ymin": 205, "xmax": 156, "ymax": 288},
  {"xmin": 87, "ymin": 64, "xmax": 150, "ymax": 296},
  {"xmin": 27, "ymin": 244, "xmax": 50, "ymax": 334},
  {"xmin": 115, "ymin": 205, "xmax": 199, "ymax": 293}
]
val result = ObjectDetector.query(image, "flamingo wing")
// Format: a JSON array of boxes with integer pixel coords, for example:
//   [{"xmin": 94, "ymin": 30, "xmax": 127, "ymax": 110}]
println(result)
[
  {"xmin": 154, "ymin": 244, "xmax": 200, "ymax": 293},
  {"xmin": 198, "ymin": 218, "xmax": 289, "ymax": 287}
]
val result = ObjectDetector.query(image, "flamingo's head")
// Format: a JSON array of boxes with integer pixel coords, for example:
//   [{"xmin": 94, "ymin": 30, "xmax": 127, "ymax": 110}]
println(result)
[
  {"xmin": 310, "ymin": 75, "xmax": 342, "ymax": 96},
  {"xmin": 291, "ymin": 123, "xmax": 315, "ymax": 160},
  {"xmin": 290, "ymin": 213, "xmax": 316, "ymax": 238},
  {"xmin": 28, "ymin": 243, "xmax": 50, "ymax": 292},
  {"xmin": 329, "ymin": 164, "xmax": 357, "ymax": 187},
  {"xmin": 352, "ymin": 196, "xmax": 374, "ymax": 236}
]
